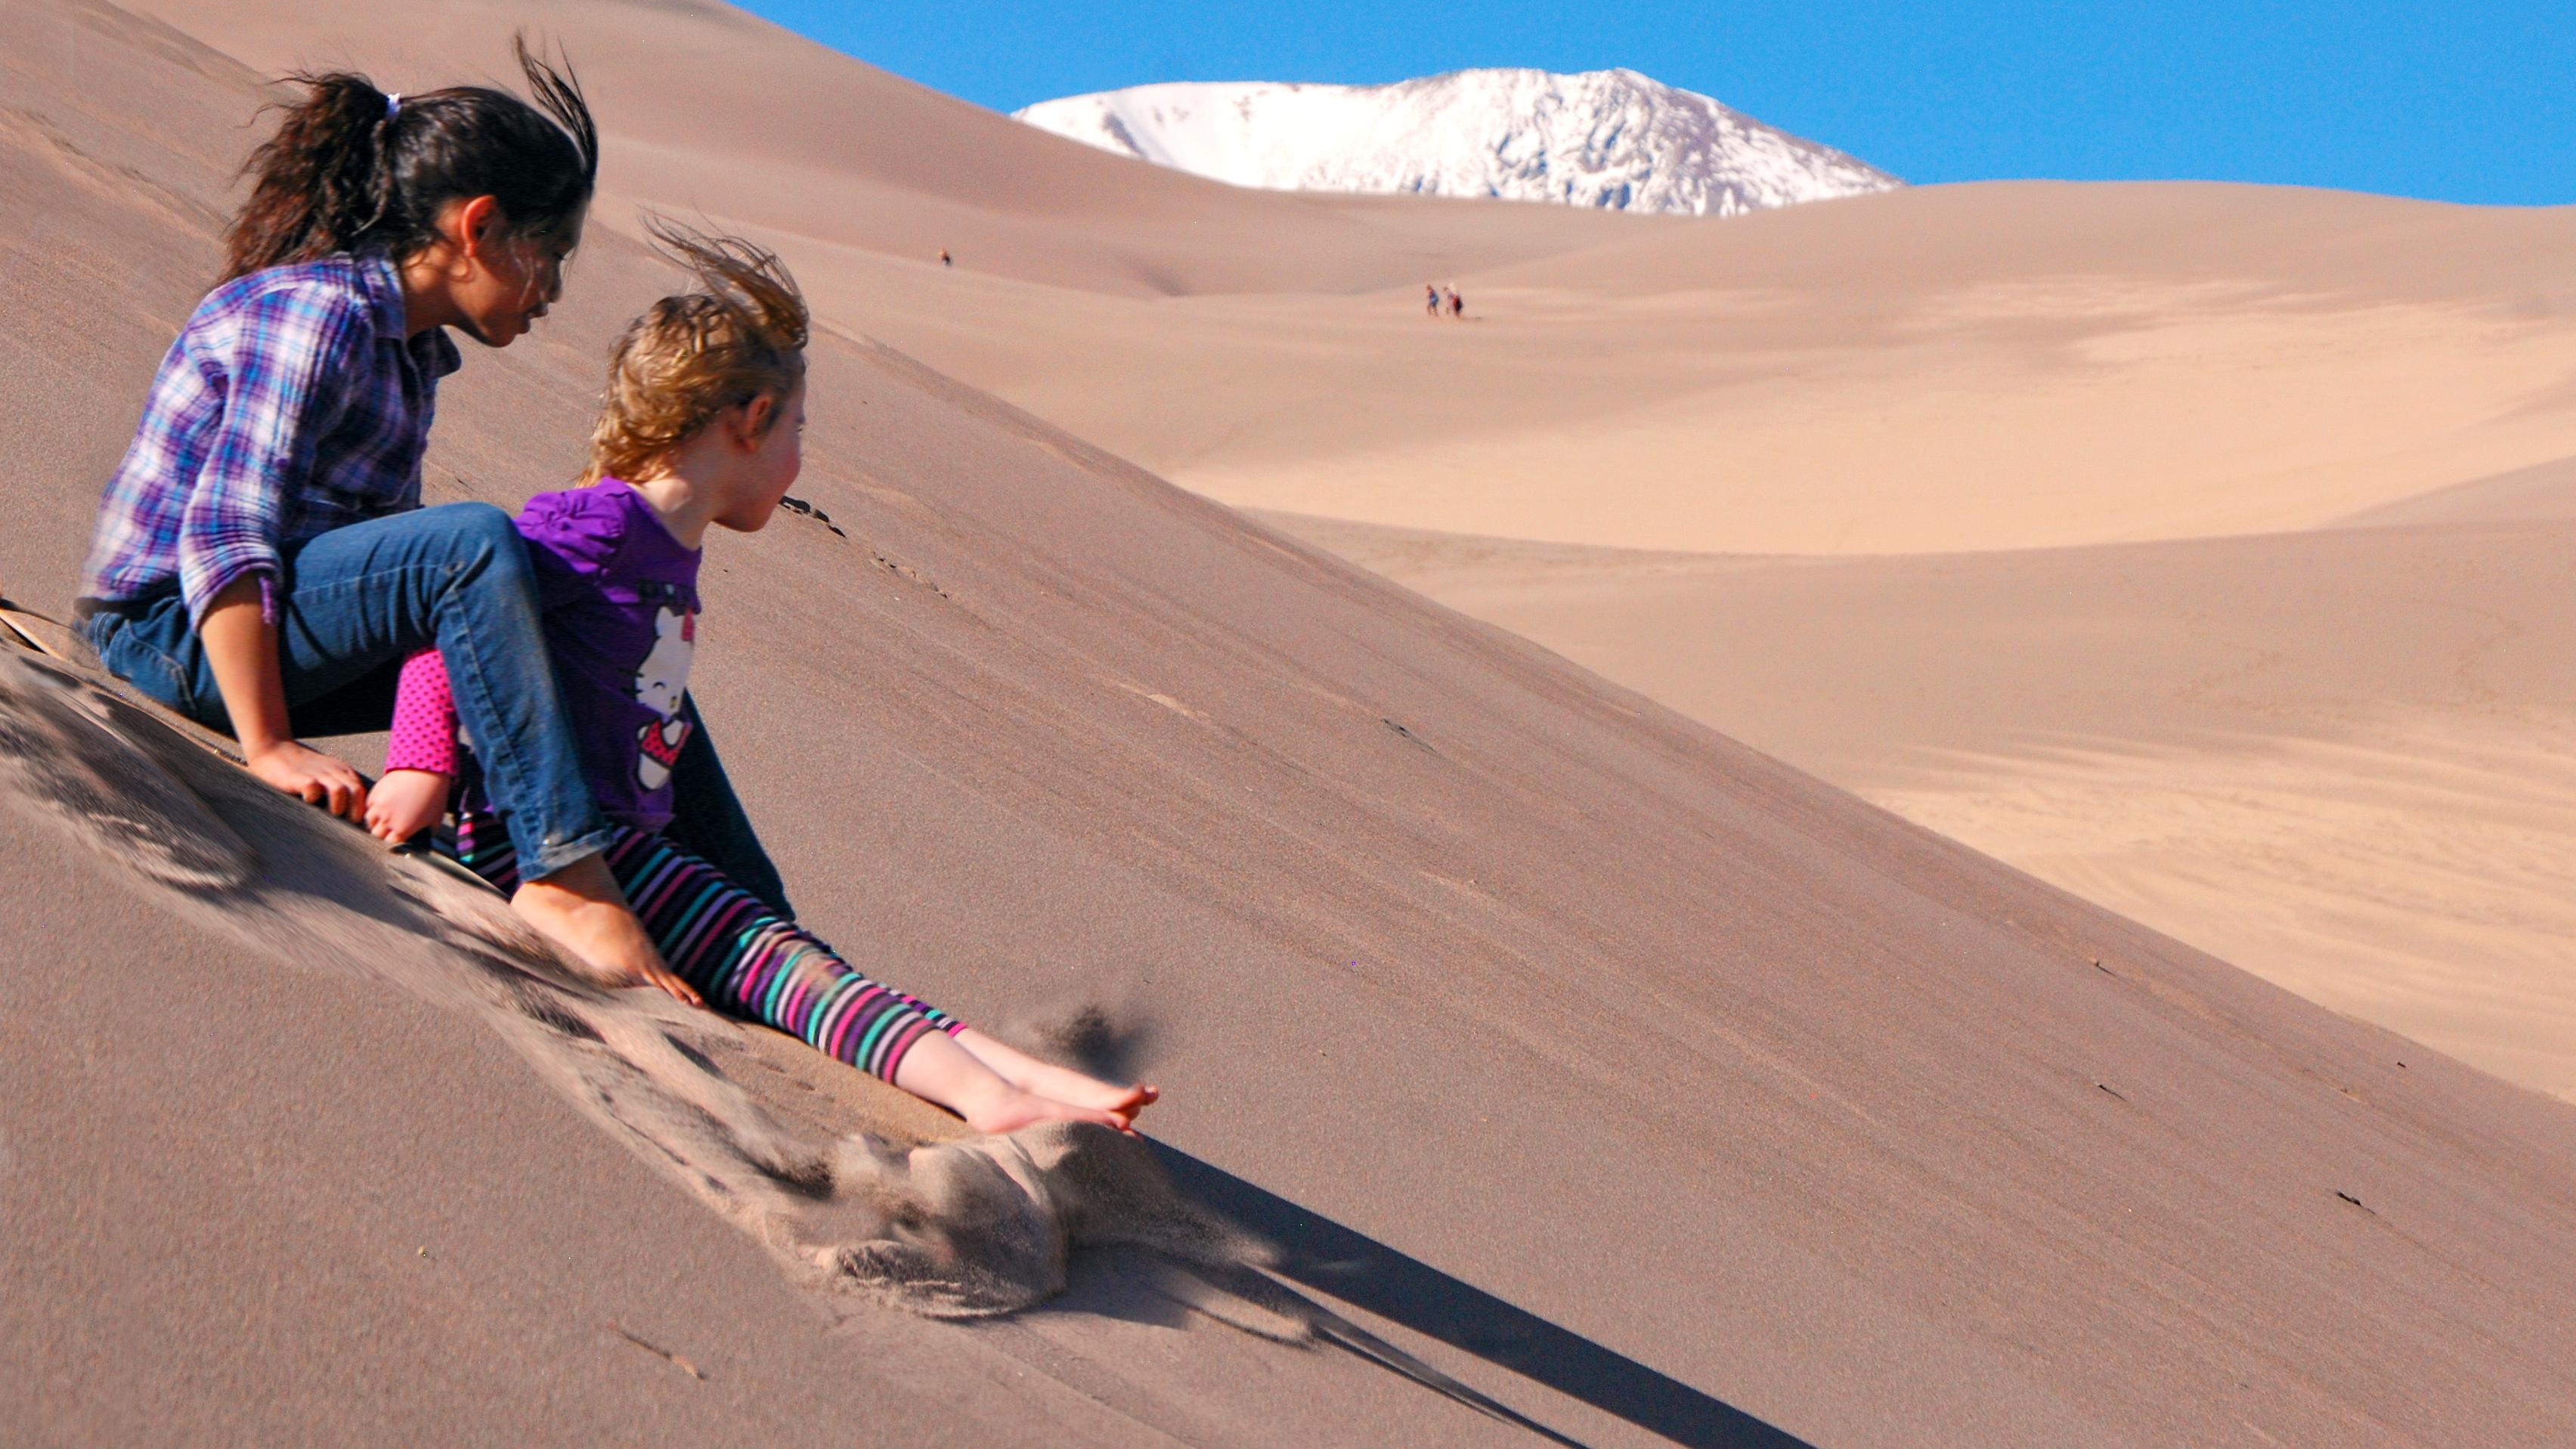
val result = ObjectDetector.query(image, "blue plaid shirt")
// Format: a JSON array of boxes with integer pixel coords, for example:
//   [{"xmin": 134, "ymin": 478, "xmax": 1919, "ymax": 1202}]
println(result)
[{"xmin": 82, "ymin": 252, "xmax": 462, "ymax": 624}]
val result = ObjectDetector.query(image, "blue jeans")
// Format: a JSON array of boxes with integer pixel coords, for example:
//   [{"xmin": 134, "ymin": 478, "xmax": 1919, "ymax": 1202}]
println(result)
[{"xmin": 85, "ymin": 503, "xmax": 618, "ymax": 880}]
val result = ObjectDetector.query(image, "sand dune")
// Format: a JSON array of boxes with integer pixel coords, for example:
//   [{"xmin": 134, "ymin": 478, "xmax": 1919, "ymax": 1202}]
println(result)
[
  {"xmin": 763, "ymin": 128, "xmax": 2576, "ymax": 1116},
  {"xmin": 937, "ymin": 184, "xmax": 2576, "ymax": 556},
  {"xmin": 2335, "ymin": 454, "xmax": 2576, "ymax": 528},
  {"xmin": 10, "ymin": 1, "xmax": 2576, "ymax": 1445},
  {"xmin": 1283, "ymin": 513, "xmax": 2576, "ymax": 1100},
  {"xmin": 1109, "ymin": 104, "xmax": 2576, "ymax": 1119}
]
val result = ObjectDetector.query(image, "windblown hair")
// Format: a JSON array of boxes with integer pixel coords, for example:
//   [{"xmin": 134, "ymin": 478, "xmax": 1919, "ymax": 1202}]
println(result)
[
  {"xmin": 587, "ymin": 219, "xmax": 810, "ymax": 484},
  {"xmin": 221, "ymin": 35, "xmax": 598, "ymax": 283}
]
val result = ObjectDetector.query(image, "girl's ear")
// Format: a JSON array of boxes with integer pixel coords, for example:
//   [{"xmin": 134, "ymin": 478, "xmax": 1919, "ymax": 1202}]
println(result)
[
  {"xmin": 455, "ymin": 194, "xmax": 504, "ymax": 264},
  {"xmin": 735, "ymin": 392, "xmax": 776, "ymax": 451}
]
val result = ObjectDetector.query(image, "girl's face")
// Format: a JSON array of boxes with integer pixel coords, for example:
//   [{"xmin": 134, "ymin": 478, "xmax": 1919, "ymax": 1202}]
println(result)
[
  {"xmin": 447, "ymin": 200, "xmax": 581, "ymax": 348},
  {"xmin": 717, "ymin": 379, "xmax": 807, "ymax": 532}
]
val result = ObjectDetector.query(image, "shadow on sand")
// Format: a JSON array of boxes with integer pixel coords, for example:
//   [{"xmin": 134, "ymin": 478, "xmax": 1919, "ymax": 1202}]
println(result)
[{"xmin": 1155, "ymin": 1147, "xmax": 1815, "ymax": 1449}]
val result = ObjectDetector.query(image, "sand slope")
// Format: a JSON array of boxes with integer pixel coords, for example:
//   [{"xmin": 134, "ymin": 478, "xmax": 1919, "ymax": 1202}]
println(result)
[
  {"xmin": 8, "ymin": 2, "xmax": 2576, "ymax": 1445},
  {"xmin": 1286, "ymin": 513, "xmax": 2576, "ymax": 1100},
  {"xmin": 1119, "ymin": 117, "xmax": 2576, "ymax": 1117}
]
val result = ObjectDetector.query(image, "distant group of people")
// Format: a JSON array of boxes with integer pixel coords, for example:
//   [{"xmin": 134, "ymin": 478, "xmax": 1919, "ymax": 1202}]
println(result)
[{"xmin": 1425, "ymin": 282, "xmax": 1466, "ymax": 320}]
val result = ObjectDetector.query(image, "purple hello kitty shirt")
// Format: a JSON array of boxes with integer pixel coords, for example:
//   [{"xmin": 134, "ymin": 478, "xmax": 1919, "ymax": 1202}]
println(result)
[{"xmin": 386, "ymin": 479, "xmax": 699, "ymax": 831}]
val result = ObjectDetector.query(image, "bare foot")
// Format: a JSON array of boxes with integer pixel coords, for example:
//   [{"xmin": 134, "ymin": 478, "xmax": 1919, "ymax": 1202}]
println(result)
[
  {"xmin": 511, "ymin": 854, "xmax": 704, "ymax": 1008},
  {"xmin": 960, "ymin": 1084, "xmax": 1135, "ymax": 1137},
  {"xmin": 364, "ymin": 768, "xmax": 450, "ymax": 844},
  {"xmin": 950, "ymin": 1027, "xmax": 1159, "ymax": 1124},
  {"xmin": 1013, "ymin": 1064, "xmax": 1156, "ymax": 1122},
  {"xmin": 893, "ymin": 1029, "xmax": 1141, "ymax": 1135}
]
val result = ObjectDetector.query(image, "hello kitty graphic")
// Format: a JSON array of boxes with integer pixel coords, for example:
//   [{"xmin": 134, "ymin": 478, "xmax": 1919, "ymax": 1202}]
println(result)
[{"xmin": 633, "ymin": 604, "xmax": 695, "ymax": 791}]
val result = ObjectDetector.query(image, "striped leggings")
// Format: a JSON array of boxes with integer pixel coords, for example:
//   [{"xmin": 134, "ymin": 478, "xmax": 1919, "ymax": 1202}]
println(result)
[{"xmin": 450, "ymin": 812, "xmax": 964, "ymax": 1082}]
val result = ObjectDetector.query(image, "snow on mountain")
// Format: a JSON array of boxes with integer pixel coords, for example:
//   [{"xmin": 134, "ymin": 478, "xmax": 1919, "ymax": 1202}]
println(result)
[{"xmin": 1013, "ymin": 68, "xmax": 1899, "ymax": 217}]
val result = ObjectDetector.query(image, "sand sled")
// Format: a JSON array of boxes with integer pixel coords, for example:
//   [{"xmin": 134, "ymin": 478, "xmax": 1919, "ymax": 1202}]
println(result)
[{"xmin": 0, "ymin": 589, "xmax": 500, "ymax": 896}]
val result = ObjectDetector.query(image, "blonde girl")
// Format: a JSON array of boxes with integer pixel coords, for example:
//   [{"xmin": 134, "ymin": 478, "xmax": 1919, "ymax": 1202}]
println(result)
[{"xmin": 366, "ymin": 223, "xmax": 1156, "ymax": 1134}]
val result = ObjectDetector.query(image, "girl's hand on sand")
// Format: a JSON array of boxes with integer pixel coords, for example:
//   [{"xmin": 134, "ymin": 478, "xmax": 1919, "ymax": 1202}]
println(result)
[
  {"xmin": 364, "ymin": 769, "xmax": 452, "ymax": 844},
  {"xmin": 245, "ymin": 739, "xmax": 370, "ymax": 822}
]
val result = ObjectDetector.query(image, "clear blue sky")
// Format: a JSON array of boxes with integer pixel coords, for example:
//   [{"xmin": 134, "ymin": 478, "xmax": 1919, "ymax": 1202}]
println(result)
[{"xmin": 734, "ymin": 0, "xmax": 2574, "ymax": 206}]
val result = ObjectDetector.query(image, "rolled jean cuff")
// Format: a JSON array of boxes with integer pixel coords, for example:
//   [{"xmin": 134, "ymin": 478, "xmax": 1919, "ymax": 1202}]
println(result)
[{"xmin": 520, "ymin": 822, "xmax": 625, "ymax": 882}]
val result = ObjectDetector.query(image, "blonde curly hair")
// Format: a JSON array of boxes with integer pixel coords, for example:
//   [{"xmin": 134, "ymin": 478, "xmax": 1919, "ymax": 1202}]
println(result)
[{"xmin": 587, "ymin": 217, "xmax": 809, "ymax": 483}]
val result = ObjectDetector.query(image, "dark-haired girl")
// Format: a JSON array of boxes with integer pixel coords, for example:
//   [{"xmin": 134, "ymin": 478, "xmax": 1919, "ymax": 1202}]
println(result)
[{"xmin": 77, "ymin": 42, "xmax": 752, "ymax": 1000}]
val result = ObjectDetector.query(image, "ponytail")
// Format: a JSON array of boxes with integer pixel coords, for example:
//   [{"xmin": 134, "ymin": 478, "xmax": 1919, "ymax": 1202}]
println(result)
[{"xmin": 221, "ymin": 36, "xmax": 598, "ymax": 284}]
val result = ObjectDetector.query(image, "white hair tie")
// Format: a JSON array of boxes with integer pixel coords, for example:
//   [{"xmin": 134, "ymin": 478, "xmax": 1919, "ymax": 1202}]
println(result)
[{"xmin": 385, "ymin": 92, "xmax": 402, "ymax": 119}]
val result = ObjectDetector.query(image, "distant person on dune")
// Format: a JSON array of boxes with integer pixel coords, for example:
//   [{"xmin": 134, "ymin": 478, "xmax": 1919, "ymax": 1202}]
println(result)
[
  {"xmin": 73, "ymin": 43, "xmax": 728, "ymax": 1001},
  {"xmin": 1448, "ymin": 286, "xmax": 1465, "ymax": 320},
  {"xmin": 363, "ymin": 224, "xmax": 1155, "ymax": 1135},
  {"xmin": 1426, "ymin": 282, "xmax": 1440, "ymax": 317},
  {"xmin": 940, "ymin": 247, "xmax": 952, "ymax": 267}
]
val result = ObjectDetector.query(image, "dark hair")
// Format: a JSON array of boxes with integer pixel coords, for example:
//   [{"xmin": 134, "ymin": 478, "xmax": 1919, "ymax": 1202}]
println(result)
[{"xmin": 221, "ymin": 36, "xmax": 598, "ymax": 283}]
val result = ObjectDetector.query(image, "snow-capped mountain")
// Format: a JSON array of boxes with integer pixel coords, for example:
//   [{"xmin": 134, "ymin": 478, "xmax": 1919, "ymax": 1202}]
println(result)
[{"xmin": 1014, "ymin": 68, "xmax": 1899, "ymax": 217}]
